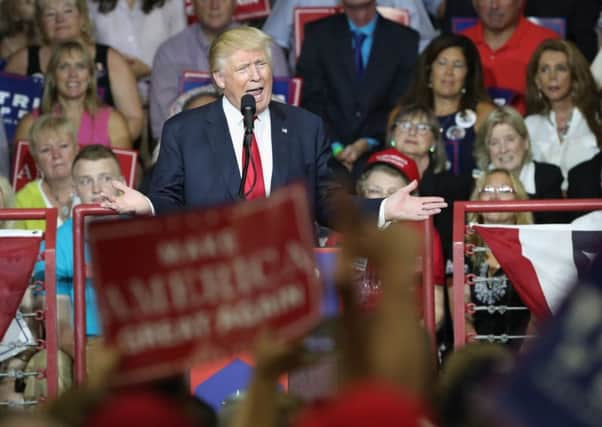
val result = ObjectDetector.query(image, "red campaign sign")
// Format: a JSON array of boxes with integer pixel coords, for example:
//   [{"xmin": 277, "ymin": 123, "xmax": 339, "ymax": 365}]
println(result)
[
  {"xmin": 0, "ymin": 235, "xmax": 42, "ymax": 339},
  {"xmin": 88, "ymin": 183, "xmax": 321, "ymax": 385},
  {"xmin": 185, "ymin": 0, "xmax": 270, "ymax": 25},
  {"xmin": 11, "ymin": 140, "xmax": 39, "ymax": 192},
  {"xmin": 11, "ymin": 140, "xmax": 138, "ymax": 192}
]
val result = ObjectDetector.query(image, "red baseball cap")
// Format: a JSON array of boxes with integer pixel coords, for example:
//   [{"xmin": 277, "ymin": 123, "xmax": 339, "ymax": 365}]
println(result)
[{"xmin": 365, "ymin": 149, "xmax": 420, "ymax": 184}]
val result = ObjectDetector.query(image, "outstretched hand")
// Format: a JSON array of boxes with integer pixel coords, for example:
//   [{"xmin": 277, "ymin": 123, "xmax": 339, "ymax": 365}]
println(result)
[
  {"xmin": 100, "ymin": 180, "xmax": 152, "ymax": 216},
  {"xmin": 384, "ymin": 180, "xmax": 447, "ymax": 222}
]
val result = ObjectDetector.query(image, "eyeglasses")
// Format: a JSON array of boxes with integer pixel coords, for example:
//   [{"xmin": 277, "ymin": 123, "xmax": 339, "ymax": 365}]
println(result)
[
  {"xmin": 479, "ymin": 185, "xmax": 515, "ymax": 195},
  {"xmin": 395, "ymin": 121, "xmax": 432, "ymax": 135}
]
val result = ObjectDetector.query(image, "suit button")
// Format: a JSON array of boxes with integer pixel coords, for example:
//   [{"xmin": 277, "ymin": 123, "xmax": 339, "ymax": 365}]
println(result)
[{"xmin": 355, "ymin": 111, "xmax": 361, "ymax": 118}]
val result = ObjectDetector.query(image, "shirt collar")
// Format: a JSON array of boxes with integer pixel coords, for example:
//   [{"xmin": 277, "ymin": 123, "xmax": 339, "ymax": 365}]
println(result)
[
  {"xmin": 347, "ymin": 13, "xmax": 378, "ymax": 36},
  {"xmin": 222, "ymin": 96, "xmax": 270, "ymax": 125}
]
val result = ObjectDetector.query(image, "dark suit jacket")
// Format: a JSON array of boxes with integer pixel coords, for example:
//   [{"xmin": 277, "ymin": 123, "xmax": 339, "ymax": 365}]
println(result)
[
  {"xmin": 148, "ymin": 99, "xmax": 380, "ymax": 225},
  {"xmin": 528, "ymin": 161, "xmax": 565, "ymax": 224},
  {"xmin": 296, "ymin": 13, "xmax": 419, "ymax": 146},
  {"xmin": 567, "ymin": 152, "xmax": 602, "ymax": 219}
]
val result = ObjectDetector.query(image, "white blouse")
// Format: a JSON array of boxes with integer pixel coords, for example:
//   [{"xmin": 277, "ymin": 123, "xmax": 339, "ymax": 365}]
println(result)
[
  {"xmin": 89, "ymin": 0, "xmax": 187, "ymax": 68},
  {"xmin": 525, "ymin": 108, "xmax": 600, "ymax": 190}
]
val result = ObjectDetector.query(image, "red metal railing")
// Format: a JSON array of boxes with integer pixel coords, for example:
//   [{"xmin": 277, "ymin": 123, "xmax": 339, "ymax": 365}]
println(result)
[
  {"xmin": 422, "ymin": 218, "xmax": 436, "ymax": 342},
  {"xmin": 452, "ymin": 198, "xmax": 602, "ymax": 348},
  {"xmin": 0, "ymin": 208, "xmax": 58, "ymax": 398},
  {"xmin": 72, "ymin": 204, "xmax": 113, "ymax": 385}
]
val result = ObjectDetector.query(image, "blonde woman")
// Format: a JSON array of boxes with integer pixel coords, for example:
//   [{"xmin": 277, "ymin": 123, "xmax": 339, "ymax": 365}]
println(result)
[
  {"xmin": 14, "ymin": 41, "xmax": 131, "ymax": 149},
  {"xmin": 13, "ymin": 115, "xmax": 79, "ymax": 230},
  {"xmin": 474, "ymin": 106, "xmax": 564, "ymax": 223}
]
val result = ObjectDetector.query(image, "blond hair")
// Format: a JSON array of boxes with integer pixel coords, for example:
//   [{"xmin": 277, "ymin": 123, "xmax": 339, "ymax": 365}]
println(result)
[
  {"xmin": 29, "ymin": 114, "xmax": 77, "ymax": 154},
  {"xmin": 42, "ymin": 41, "xmax": 99, "ymax": 115},
  {"xmin": 468, "ymin": 169, "xmax": 533, "ymax": 225},
  {"xmin": 209, "ymin": 26, "xmax": 273, "ymax": 74},
  {"xmin": 474, "ymin": 106, "xmax": 532, "ymax": 171}
]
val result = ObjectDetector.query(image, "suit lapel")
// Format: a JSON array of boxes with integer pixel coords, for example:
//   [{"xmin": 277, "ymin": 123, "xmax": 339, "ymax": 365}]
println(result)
[
  {"xmin": 206, "ymin": 101, "xmax": 241, "ymax": 200},
  {"xmin": 270, "ymin": 102, "xmax": 289, "ymax": 192}
]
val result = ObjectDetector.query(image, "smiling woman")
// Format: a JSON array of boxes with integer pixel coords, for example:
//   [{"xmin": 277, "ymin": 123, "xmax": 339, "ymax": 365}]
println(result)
[
  {"xmin": 474, "ymin": 106, "xmax": 564, "ymax": 223},
  {"xmin": 13, "ymin": 41, "xmax": 131, "ymax": 149}
]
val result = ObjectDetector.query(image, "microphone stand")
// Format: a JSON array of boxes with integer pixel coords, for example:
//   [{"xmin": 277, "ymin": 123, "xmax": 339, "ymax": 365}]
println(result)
[{"xmin": 238, "ymin": 128, "xmax": 253, "ymax": 199}]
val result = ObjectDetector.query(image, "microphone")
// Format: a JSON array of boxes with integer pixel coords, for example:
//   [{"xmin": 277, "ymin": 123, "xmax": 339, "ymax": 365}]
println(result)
[
  {"xmin": 241, "ymin": 94, "xmax": 256, "ymax": 135},
  {"xmin": 239, "ymin": 94, "xmax": 256, "ymax": 199}
]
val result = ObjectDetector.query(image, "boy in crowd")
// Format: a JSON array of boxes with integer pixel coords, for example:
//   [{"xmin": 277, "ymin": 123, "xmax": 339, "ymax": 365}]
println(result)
[{"xmin": 35, "ymin": 145, "xmax": 124, "ymax": 355}]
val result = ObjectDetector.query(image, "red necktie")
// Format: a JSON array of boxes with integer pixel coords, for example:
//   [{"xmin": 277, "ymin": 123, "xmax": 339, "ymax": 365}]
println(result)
[{"xmin": 242, "ymin": 133, "xmax": 265, "ymax": 200}]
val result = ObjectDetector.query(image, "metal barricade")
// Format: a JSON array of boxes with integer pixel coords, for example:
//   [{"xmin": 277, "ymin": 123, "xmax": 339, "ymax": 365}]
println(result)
[
  {"xmin": 0, "ymin": 208, "xmax": 58, "ymax": 400},
  {"xmin": 452, "ymin": 198, "xmax": 602, "ymax": 348}
]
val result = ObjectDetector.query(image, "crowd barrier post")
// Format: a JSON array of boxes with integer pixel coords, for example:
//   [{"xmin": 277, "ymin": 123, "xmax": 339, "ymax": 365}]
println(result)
[
  {"xmin": 72, "ymin": 205, "xmax": 114, "ymax": 385},
  {"xmin": 422, "ymin": 218, "xmax": 436, "ymax": 344}
]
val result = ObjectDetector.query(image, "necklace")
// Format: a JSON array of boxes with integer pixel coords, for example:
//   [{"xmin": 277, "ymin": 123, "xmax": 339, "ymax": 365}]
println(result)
[
  {"xmin": 44, "ymin": 181, "xmax": 74, "ymax": 220},
  {"xmin": 556, "ymin": 109, "xmax": 573, "ymax": 142}
]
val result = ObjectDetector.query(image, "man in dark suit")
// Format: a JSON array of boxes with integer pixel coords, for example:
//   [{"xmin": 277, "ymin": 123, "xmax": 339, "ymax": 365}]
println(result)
[
  {"xmin": 102, "ymin": 27, "xmax": 446, "ymax": 225},
  {"xmin": 295, "ymin": 0, "xmax": 419, "ymax": 175}
]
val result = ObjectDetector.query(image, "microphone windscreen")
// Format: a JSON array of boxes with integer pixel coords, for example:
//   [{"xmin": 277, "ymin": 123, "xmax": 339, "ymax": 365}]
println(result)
[{"xmin": 241, "ymin": 94, "xmax": 256, "ymax": 115}]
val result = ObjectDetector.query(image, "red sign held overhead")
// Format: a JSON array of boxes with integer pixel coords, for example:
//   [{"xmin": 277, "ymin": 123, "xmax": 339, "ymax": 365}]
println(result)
[{"xmin": 88, "ymin": 183, "xmax": 321, "ymax": 385}]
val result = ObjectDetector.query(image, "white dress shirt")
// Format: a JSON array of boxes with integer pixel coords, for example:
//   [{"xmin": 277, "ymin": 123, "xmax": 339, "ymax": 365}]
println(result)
[{"xmin": 526, "ymin": 108, "xmax": 600, "ymax": 190}]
